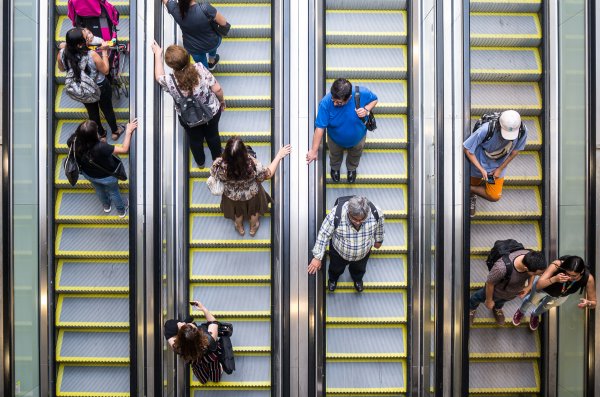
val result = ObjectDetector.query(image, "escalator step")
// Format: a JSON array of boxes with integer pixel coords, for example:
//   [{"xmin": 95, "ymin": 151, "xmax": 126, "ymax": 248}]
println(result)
[
  {"xmin": 469, "ymin": 360, "xmax": 540, "ymax": 393},
  {"xmin": 470, "ymin": 13, "xmax": 542, "ymax": 47},
  {"xmin": 56, "ymin": 189, "xmax": 129, "ymax": 223},
  {"xmin": 190, "ymin": 214, "xmax": 271, "ymax": 248},
  {"xmin": 470, "ymin": 0, "xmax": 541, "ymax": 13},
  {"xmin": 190, "ymin": 248, "xmax": 271, "ymax": 282},
  {"xmin": 190, "ymin": 178, "xmax": 271, "ymax": 213},
  {"xmin": 326, "ymin": 0, "xmax": 407, "ymax": 10},
  {"xmin": 218, "ymin": 4, "xmax": 271, "ymax": 38},
  {"xmin": 326, "ymin": 360, "xmax": 406, "ymax": 393},
  {"xmin": 56, "ymin": 15, "xmax": 130, "ymax": 43},
  {"xmin": 57, "ymin": 329, "xmax": 129, "ymax": 362},
  {"xmin": 470, "ymin": 186, "xmax": 542, "ymax": 220},
  {"xmin": 471, "ymin": 81, "xmax": 542, "ymax": 116},
  {"xmin": 471, "ymin": 47, "xmax": 541, "ymax": 81},
  {"xmin": 469, "ymin": 327, "xmax": 540, "ymax": 358},
  {"xmin": 55, "ymin": 119, "xmax": 127, "ymax": 154},
  {"xmin": 189, "ymin": 142, "xmax": 272, "ymax": 175},
  {"xmin": 325, "ymin": 149, "xmax": 407, "ymax": 184},
  {"xmin": 57, "ymin": 364, "xmax": 129, "ymax": 396},
  {"xmin": 190, "ymin": 354, "xmax": 270, "ymax": 387},
  {"xmin": 327, "ymin": 254, "xmax": 407, "ymax": 288},
  {"xmin": 190, "ymin": 284, "xmax": 271, "ymax": 317},
  {"xmin": 326, "ymin": 10, "xmax": 407, "ymax": 45},
  {"xmin": 325, "ymin": 184, "xmax": 407, "ymax": 219},
  {"xmin": 193, "ymin": 390, "xmax": 270, "ymax": 397},
  {"xmin": 56, "ymin": 224, "xmax": 129, "ymax": 258},
  {"xmin": 469, "ymin": 299, "xmax": 522, "ymax": 326},
  {"xmin": 219, "ymin": 108, "xmax": 271, "ymax": 142},
  {"xmin": 326, "ymin": 45, "xmax": 407, "ymax": 79},
  {"xmin": 55, "ymin": 0, "xmax": 130, "ymax": 15},
  {"xmin": 325, "ymin": 79, "xmax": 407, "ymax": 113},
  {"xmin": 56, "ymin": 295, "xmax": 129, "ymax": 327},
  {"xmin": 326, "ymin": 290, "xmax": 406, "ymax": 324},
  {"xmin": 216, "ymin": 74, "xmax": 271, "ymax": 108},
  {"xmin": 222, "ymin": 320, "xmax": 271, "ymax": 353},
  {"xmin": 55, "ymin": 155, "xmax": 130, "ymax": 189},
  {"xmin": 56, "ymin": 259, "xmax": 129, "ymax": 293},
  {"xmin": 364, "ymin": 114, "xmax": 408, "ymax": 148},
  {"xmin": 470, "ymin": 220, "xmax": 541, "ymax": 254},
  {"xmin": 327, "ymin": 325, "xmax": 406, "ymax": 358},
  {"xmin": 502, "ymin": 151, "xmax": 542, "ymax": 184},
  {"xmin": 55, "ymin": 85, "xmax": 129, "ymax": 119},
  {"xmin": 470, "ymin": 116, "xmax": 542, "ymax": 151},
  {"xmin": 470, "ymin": 255, "xmax": 489, "ymax": 288},
  {"xmin": 218, "ymin": 39, "xmax": 271, "ymax": 73}
]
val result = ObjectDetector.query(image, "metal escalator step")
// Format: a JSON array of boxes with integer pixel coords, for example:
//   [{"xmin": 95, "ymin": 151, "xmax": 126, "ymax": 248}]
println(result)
[
  {"xmin": 55, "ymin": 85, "xmax": 129, "ymax": 119},
  {"xmin": 471, "ymin": 47, "xmax": 541, "ymax": 81},
  {"xmin": 470, "ymin": 297, "xmax": 523, "ymax": 326},
  {"xmin": 470, "ymin": 326, "xmax": 540, "ymax": 358},
  {"xmin": 470, "ymin": 116, "xmax": 542, "ymax": 150},
  {"xmin": 326, "ymin": 11, "xmax": 407, "ymax": 45},
  {"xmin": 57, "ymin": 364, "xmax": 129, "ymax": 396},
  {"xmin": 215, "ymin": 74, "xmax": 270, "ymax": 107},
  {"xmin": 55, "ymin": 119, "xmax": 128, "ymax": 153},
  {"xmin": 470, "ymin": 0, "xmax": 541, "ymax": 13},
  {"xmin": 57, "ymin": 329, "xmax": 129, "ymax": 362},
  {"xmin": 502, "ymin": 151, "xmax": 542, "ymax": 184},
  {"xmin": 470, "ymin": 220, "xmax": 541, "ymax": 254},
  {"xmin": 328, "ymin": 254, "xmax": 407, "ymax": 288},
  {"xmin": 55, "ymin": 155, "xmax": 130, "ymax": 189},
  {"xmin": 56, "ymin": 224, "xmax": 129, "ymax": 258},
  {"xmin": 325, "ymin": 184, "xmax": 407, "ymax": 218},
  {"xmin": 470, "ymin": 255, "xmax": 489, "ymax": 288},
  {"xmin": 219, "ymin": 108, "xmax": 271, "ymax": 142},
  {"xmin": 190, "ymin": 248, "xmax": 271, "ymax": 282},
  {"xmin": 364, "ymin": 114, "xmax": 407, "ymax": 148},
  {"xmin": 326, "ymin": 360, "xmax": 406, "ymax": 393},
  {"xmin": 469, "ymin": 360, "xmax": 540, "ymax": 393},
  {"xmin": 327, "ymin": 325, "xmax": 406, "ymax": 358},
  {"xmin": 56, "ymin": 259, "xmax": 129, "ymax": 293},
  {"xmin": 471, "ymin": 186, "xmax": 541, "ymax": 220},
  {"xmin": 193, "ymin": 390, "xmax": 270, "ymax": 397},
  {"xmin": 56, "ymin": 294, "xmax": 129, "ymax": 327},
  {"xmin": 190, "ymin": 178, "xmax": 271, "ymax": 212},
  {"xmin": 190, "ymin": 354, "xmax": 270, "ymax": 387},
  {"xmin": 326, "ymin": 0, "xmax": 407, "ymax": 10},
  {"xmin": 56, "ymin": 189, "xmax": 129, "ymax": 223},
  {"xmin": 190, "ymin": 284, "xmax": 270, "ymax": 317},
  {"xmin": 190, "ymin": 214, "xmax": 271, "ymax": 248},
  {"xmin": 55, "ymin": 0, "xmax": 130, "ymax": 15},
  {"xmin": 471, "ymin": 82, "xmax": 542, "ymax": 116},
  {"xmin": 326, "ymin": 79, "xmax": 407, "ymax": 114},
  {"xmin": 325, "ymin": 149, "xmax": 407, "ymax": 183},
  {"xmin": 470, "ymin": 13, "xmax": 542, "ymax": 47},
  {"xmin": 218, "ymin": 39, "xmax": 270, "ymax": 73},
  {"xmin": 326, "ymin": 290, "xmax": 406, "ymax": 324},
  {"xmin": 190, "ymin": 141, "xmax": 272, "ymax": 175},
  {"xmin": 220, "ymin": 319, "xmax": 271, "ymax": 353},
  {"xmin": 326, "ymin": 45, "xmax": 407, "ymax": 79},
  {"xmin": 56, "ymin": 15, "xmax": 130, "ymax": 43},
  {"xmin": 218, "ymin": 4, "xmax": 271, "ymax": 38}
]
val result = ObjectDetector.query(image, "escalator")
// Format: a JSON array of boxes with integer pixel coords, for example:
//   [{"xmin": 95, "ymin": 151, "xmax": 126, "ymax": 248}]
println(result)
[
  {"xmin": 322, "ymin": 1, "xmax": 409, "ymax": 394},
  {"xmin": 186, "ymin": 0, "xmax": 274, "ymax": 395},
  {"xmin": 468, "ymin": 0, "xmax": 544, "ymax": 394},
  {"xmin": 52, "ymin": 0, "xmax": 131, "ymax": 395}
]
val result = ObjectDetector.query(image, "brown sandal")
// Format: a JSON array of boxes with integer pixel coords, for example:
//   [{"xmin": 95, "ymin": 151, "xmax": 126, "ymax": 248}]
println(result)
[
  {"xmin": 234, "ymin": 222, "xmax": 245, "ymax": 236},
  {"xmin": 111, "ymin": 125, "xmax": 125, "ymax": 141},
  {"xmin": 249, "ymin": 221, "xmax": 260, "ymax": 237}
]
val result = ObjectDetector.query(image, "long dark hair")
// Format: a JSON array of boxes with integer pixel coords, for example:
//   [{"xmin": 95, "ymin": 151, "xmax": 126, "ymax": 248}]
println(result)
[
  {"xmin": 178, "ymin": 0, "xmax": 192, "ymax": 18},
  {"xmin": 222, "ymin": 137, "xmax": 255, "ymax": 180},
  {"xmin": 173, "ymin": 324, "xmax": 209, "ymax": 362},
  {"xmin": 68, "ymin": 120, "xmax": 100, "ymax": 160},
  {"xmin": 558, "ymin": 255, "xmax": 587, "ymax": 274},
  {"xmin": 62, "ymin": 28, "xmax": 89, "ymax": 81}
]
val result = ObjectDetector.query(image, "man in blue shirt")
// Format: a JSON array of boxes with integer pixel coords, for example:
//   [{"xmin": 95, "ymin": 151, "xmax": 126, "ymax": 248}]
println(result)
[
  {"xmin": 306, "ymin": 78, "xmax": 378, "ymax": 183},
  {"xmin": 464, "ymin": 110, "xmax": 527, "ymax": 217}
]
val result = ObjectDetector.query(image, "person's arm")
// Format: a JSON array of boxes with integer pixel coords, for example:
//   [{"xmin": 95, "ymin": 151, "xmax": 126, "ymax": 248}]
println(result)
[
  {"xmin": 518, "ymin": 274, "xmax": 536, "ymax": 298},
  {"xmin": 190, "ymin": 301, "xmax": 218, "ymax": 340},
  {"xmin": 492, "ymin": 149, "xmax": 520, "ymax": 179},
  {"xmin": 113, "ymin": 119, "xmax": 138, "ymax": 154},
  {"xmin": 210, "ymin": 80, "xmax": 226, "ymax": 110},
  {"xmin": 151, "ymin": 40, "xmax": 166, "ymax": 83},
  {"xmin": 484, "ymin": 282, "xmax": 495, "ymax": 309},
  {"xmin": 214, "ymin": 11, "xmax": 227, "ymax": 26},
  {"xmin": 264, "ymin": 145, "xmax": 292, "ymax": 179},
  {"xmin": 167, "ymin": 337, "xmax": 177, "ymax": 351},
  {"xmin": 91, "ymin": 48, "xmax": 110, "ymax": 75},
  {"xmin": 356, "ymin": 99, "xmax": 378, "ymax": 118},
  {"xmin": 535, "ymin": 260, "xmax": 566, "ymax": 290},
  {"xmin": 463, "ymin": 147, "xmax": 488, "ymax": 179},
  {"xmin": 579, "ymin": 274, "xmax": 597, "ymax": 309},
  {"xmin": 306, "ymin": 127, "xmax": 325, "ymax": 164},
  {"xmin": 161, "ymin": 0, "xmax": 168, "ymax": 4},
  {"xmin": 307, "ymin": 212, "xmax": 335, "ymax": 274},
  {"xmin": 57, "ymin": 49, "xmax": 65, "ymax": 72},
  {"xmin": 373, "ymin": 212, "xmax": 384, "ymax": 249}
]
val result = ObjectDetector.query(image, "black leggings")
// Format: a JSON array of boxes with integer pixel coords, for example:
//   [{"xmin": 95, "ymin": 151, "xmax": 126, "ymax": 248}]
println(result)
[
  {"xmin": 182, "ymin": 110, "xmax": 223, "ymax": 167},
  {"xmin": 84, "ymin": 79, "xmax": 118, "ymax": 137}
]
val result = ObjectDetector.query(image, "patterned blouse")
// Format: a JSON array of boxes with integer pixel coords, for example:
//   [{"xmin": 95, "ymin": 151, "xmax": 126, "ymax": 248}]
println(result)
[
  {"xmin": 210, "ymin": 156, "xmax": 272, "ymax": 201},
  {"xmin": 158, "ymin": 63, "xmax": 220, "ymax": 116}
]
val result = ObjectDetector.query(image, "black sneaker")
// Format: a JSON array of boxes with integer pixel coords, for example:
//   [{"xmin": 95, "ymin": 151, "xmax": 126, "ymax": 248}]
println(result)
[
  {"xmin": 207, "ymin": 54, "xmax": 220, "ymax": 71},
  {"xmin": 327, "ymin": 279, "xmax": 337, "ymax": 292},
  {"xmin": 469, "ymin": 194, "xmax": 477, "ymax": 218},
  {"xmin": 330, "ymin": 169, "xmax": 340, "ymax": 182},
  {"xmin": 353, "ymin": 280, "xmax": 364, "ymax": 292},
  {"xmin": 347, "ymin": 170, "xmax": 357, "ymax": 183}
]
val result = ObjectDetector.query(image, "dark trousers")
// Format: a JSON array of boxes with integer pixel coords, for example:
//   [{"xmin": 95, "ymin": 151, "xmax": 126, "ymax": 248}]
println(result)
[
  {"xmin": 182, "ymin": 110, "xmax": 222, "ymax": 167},
  {"xmin": 328, "ymin": 244, "xmax": 370, "ymax": 283},
  {"xmin": 469, "ymin": 288, "xmax": 508, "ymax": 310},
  {"xmin": 83, "ymin": 79, "xmax": 118, "ymax": 137}
]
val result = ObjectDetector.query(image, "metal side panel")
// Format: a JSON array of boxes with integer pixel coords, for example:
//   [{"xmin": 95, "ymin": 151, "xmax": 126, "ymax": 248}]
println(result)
[
  {"xmin": 55, "ymin": 119, "xmax": 128, "ymax": 153},
  {"xmin": 56, "ymin": 224, "xmax": 129, "ymax": 258},
  {"xmin": 218, "ymin": 109, "xmax": 272, "ymax": 142},
  {"xmin": 471, "ymin": 47, "xmax": 542, "ymax": 81},
  {"xmin": 190, "ymin": 178, "xmax": 271, "ymax": 212},
  {"xmin": 469, "ymin": 0, "xmax": 542, "ymax": 13},
  {"xmin": 471, "ymin": 186, "xmax": 542, "ymax": 219},
  {"xmin": 325, "ymin": 184, "xmax": 408, "ymax": 218},
  {"xmin": 471, "ymin": 82, "xmax": 542, "ymax": 116},
  {"xmin": 327, "ymin": 254, "xmax": 407, "ymax": 288},
  {"xmin": 190, "ymin": 248, "xmax": 271, "ymax": 282},
  {"xmin": 55, "ymin": 0, "xmax": 130, "ymax": 15},
  {"xmin": 325, "ymin": 79, "xmax": 407, "ymax": 114},
  {"xmin": 190, "ymin": 284, "xmax": 271, "ymax": 317},
  {"xmin": 189, "ymin": 142, "xmax": 272, "ymax": 175},
  {"xmin": 326, "ymin": 11, "xmax": 407, "ymax": 45},
  {"xmin": 470, "ymin": 299, "xmax": 523, "ymax": 326},
  {"xmin": 217, "ymin": 4, "xmax": 271, "ymax": 38},
  {"xmin": 57, "ymin": 364, "xmax": 130, "ymax": 396},
  {"xmin": 190, "ymin": 354, "xmax": 271, "ymax": 387},
  {"xmin": 218, "ymin": 39, "xmax": 271, "ymax": 73},
  {"xmin": 470, "ymin": 116, "xmax": 543, "ymax": 150},
  {"xmin": 55, "ymin": 15, "xmax": 130, "ymax": 43},
  {"xmin": 326, "ymin": 290, "xmax": 407, "ymax": 324},
  {"xmin": 470, "ymin": 13, "xmax": 542, "ymax": 47},
  {"xmin": 469, "ymin": 327, "xmax": 540, "ymax": 358},
  {"xmin": 56, "ymin": 189, "xmax": 129, "ymax": 223},
  {"xmin": 325, "ymin": 0, "xmax": 407, "ymax": 10},
  {"xmin": 215, "ymin": 74, "xmax": 271, "ymax": 107},
  {"xmin": 470, "ymin": 221, "xmax": 542, "ymax": 254},
  {"xmin": 326, "ymin": 325, "xmax": 407, "ymax": 358},
  {"xmin": 55, "ymin": 155, "xmax": 130, "ymax": 189},
  {"xmin": 57, "ymin": 330, "xmax": 129, "ymax": 362},
  {"xmin": 469, "ymin": 360, "xmax": 540, "ymax": 393},
  {"xmin": 190, "ymin": 214, "xmax": 271, "ymax": 248},
  {"xmin": 56, "ymin": 259, "xmax": 129, "ymax": 292},
  {"xmin": 326, "ymin": 360, "xmax": 406, "ymax": 393},
  {"xmin": 325, "ymin": 149, "xmax": 408, "ymax": 183},
  {"xmin": 364, "ymin": 114, "xmax": 408, "ymax": 148},
  {"xmin": 326, "ymin": 45, "xmax": 408, "ymax": 79},
  {"xmin": 192, "ymin": 390, "xmax": 271, "ymax": 397},
  {"xmin": 55, "ymin": 85, "xmax": 130, "ymax": 119},
  {"xmin": 56, "ymin": 295, "xmax": 129, "ymax": 327}
]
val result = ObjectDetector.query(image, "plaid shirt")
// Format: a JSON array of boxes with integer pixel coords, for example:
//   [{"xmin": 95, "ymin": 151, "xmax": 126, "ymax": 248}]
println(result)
[{"xmin": 312, "ymin": 202, "xmax": 385, "ymax": 262}]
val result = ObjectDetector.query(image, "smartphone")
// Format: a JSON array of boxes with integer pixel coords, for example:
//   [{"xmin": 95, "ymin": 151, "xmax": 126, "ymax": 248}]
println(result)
[{"xmin": 487, "ymin": 175, "xmax": 495, "ymax": 184}]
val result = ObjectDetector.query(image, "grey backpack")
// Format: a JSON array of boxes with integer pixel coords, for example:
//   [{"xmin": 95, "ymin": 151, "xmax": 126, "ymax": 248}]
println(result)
[{"xmin": 65, "ymin": 55, "xmax": 101, "ymax": 103}]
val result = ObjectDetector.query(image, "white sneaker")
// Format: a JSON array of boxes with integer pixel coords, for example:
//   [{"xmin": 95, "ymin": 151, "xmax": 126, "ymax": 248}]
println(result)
[
  {"xmin": 118, "ymin": 206, "xmax": 129, "ymax": 218},
  {"xmin": 470, "ymin": 194, "xmax": 477, "ymax": 218}
]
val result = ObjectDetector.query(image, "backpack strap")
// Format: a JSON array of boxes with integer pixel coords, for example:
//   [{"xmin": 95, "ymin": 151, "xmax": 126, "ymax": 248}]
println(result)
[
  {"xmin": 500, "ymin": 255, "xmax": 513, "ymax": 289},
  {"xmin": 170, "ymin": 74, "xmax": 185, "ymax": 97},
  {"xmin": 482, "ymin": 120, "xmax": 496, "ymax": 143},
  {"xmin": 354, "ymin": 86, "xmax": 360, "ymax": 110},
  {"xmin": 333, "ymin": 199, "xmax": 380, "ymax": 230}
]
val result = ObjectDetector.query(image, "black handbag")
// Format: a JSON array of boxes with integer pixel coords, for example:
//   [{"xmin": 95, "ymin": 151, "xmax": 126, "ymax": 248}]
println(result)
[
  {"xmin": 199, "ymin": 1, "xmax": 231, "ymax": 36},
  {"xmin": 204, "ymin": 321, "xmax": 233, "ymax": 337},
  {"xmin": 88, "ymin": 153, "xmax": 128, "ymax": 181},
  {"xmin": 354, "ymin": 85, "xmax": 377, "ymax": 132},
  {"xmin": 63, "ymin": 137, "xmax": 80, "ymax": 186}
]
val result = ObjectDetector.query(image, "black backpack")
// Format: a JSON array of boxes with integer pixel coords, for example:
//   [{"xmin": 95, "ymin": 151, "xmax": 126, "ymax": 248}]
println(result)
[
  {"xmin": 218, "ymin": 335, "xmax": 235, "ymax": 374},
  {"xmin": 171, "ymin": 74, "xmax": 214, "ymax": 128},
  {"xmin": 485, "ymin": 239, "xmax": 526, "ymax": 288},
  {"xmin": 333, "ymin": 196, "xmax": 379, "ymax": 229},
  {"xmin": 472, "ymin": 112, "xmax": 526, "ymax": 143}
]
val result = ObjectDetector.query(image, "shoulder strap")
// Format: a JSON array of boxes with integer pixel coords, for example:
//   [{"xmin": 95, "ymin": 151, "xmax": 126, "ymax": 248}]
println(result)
[
  {"xmin": 500, "ymin": 255, "xmax": 513, "ymax": 288},
  {"xmin": 170, "ymin": 74, "xmax": 187, "ymax": 98},
  {"xmin": 333, "ymin": 199, "xmax": 379, "ymax": 230},
  {"xmin": 483, "ymin": 121, "xmax": 496, "ymax": 143},
  {"xmin": 367, "ymin": 202, "xmax": 379, "ymax": 222},
  {"xmin": 354, "ymin": 85, "xmax": 360, "ymax": 110}
]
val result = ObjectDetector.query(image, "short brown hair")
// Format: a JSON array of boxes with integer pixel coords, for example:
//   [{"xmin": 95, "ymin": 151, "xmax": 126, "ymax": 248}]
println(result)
[{"xmin": 165, "ymin": 45, "xmax": 199, "ymax": 92}]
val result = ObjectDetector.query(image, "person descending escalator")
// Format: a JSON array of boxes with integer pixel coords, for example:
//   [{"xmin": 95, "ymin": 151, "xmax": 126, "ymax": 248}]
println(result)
[{"xmin": 160, "ymin": 0, "xmax": 229, "ymax": 71}]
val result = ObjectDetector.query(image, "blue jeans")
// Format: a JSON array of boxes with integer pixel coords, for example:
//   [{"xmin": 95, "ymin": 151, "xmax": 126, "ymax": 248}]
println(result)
[
  {"xmin": 519, "ymin": 277, "xmax": 569, "ymax": 316},
  {"xmin": 83, "ymin": 172, "xmax": 126, "ymax": 212},
  {"xmin": 469, "ymin": 288, "xmax": 508, "ymax": 310},
  {"xmin": 190, "ymin": 36, "xmax": 222, "ymax": 68}
]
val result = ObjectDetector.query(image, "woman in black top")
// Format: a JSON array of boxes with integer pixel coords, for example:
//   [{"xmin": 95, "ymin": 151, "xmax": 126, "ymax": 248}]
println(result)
[
  {"xmin": 67, "ymin": 119, "xmax": 137, "ymax": 217},
  {"xmin": 164, "ymin": 300, "xmax": 222, "ymax": 384}
]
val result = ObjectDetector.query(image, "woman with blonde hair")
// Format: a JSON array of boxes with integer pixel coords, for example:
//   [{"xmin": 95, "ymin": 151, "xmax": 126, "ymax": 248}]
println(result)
[{"xmin": 152, "ymin": 41, "xmax": 224, "ymax": 168}]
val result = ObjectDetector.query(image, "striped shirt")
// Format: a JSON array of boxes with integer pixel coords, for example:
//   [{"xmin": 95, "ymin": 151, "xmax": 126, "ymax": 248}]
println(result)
[{"xmin": 312, "ymin": 202, "xmax": 385, "ymax": 262}]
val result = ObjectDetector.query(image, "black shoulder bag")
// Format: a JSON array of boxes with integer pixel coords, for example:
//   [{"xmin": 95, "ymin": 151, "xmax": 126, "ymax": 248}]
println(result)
[
  {"xmin": 199, "ymin": 1, "xmax": 231, "ymax": 36},
  {"xmin": 63, "ymin": 136, "xmax": 80, "ymax": 186},
  {"xmin": 86, "ymin": 150, "xmax": 128, "ymax": 181},
  {"xmin": 354, "ymin": 85, "xmax": 377, "ymax": 131}
]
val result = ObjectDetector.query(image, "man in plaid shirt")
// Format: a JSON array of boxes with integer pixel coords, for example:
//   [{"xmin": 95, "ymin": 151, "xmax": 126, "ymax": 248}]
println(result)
[{"xmin": 307, "ymin": 196, "xmax": 385, "ymax": 292}]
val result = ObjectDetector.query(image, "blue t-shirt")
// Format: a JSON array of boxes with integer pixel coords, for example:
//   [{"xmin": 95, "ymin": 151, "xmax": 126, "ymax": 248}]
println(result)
[
  {"xmin": 314, "ymin": 86, "xmax": 378, "ymax": 148},
  {"xmin": 463, "ymin": 122, "xmax": 527, "ymax": 178}
]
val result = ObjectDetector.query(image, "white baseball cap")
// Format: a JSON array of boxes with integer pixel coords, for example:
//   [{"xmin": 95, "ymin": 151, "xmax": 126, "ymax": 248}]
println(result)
[{"xmin": 499, "ymin": 110, "xmax": 521, "ymax": 140}]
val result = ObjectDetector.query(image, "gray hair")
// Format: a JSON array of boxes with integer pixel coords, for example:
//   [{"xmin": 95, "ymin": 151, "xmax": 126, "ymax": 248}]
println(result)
[{"xmin": 347, "ymin": 196, "xmax": 370, "ymax": 220}]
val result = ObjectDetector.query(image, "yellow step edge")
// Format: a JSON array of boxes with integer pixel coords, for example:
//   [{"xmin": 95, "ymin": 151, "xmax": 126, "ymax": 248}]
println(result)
[{"xmin": 326, "ymin": 352, "xmax": 407, "ymax": 359}]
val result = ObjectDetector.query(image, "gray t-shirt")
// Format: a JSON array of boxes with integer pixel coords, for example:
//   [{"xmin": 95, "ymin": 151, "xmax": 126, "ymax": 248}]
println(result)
[
  {"xmin": 166, "ymin": 0, "xmax": 219, "ymax": 54},
  {"xmin": 486, "ymin": 250, "xmax": 531, "ymax": 300}
]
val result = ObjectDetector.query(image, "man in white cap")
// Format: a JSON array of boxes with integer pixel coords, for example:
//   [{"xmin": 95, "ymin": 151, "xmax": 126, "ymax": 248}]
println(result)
[{"xmin": 463, "ymin": 110, "xmax": 527, "ymax": 216}]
